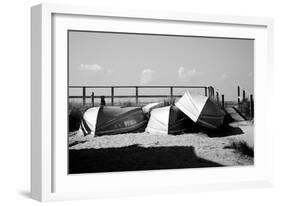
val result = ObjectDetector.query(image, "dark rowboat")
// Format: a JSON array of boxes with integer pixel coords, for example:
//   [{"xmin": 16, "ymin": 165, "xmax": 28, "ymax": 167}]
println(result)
[{"xmin": 80, "ymin": 106, "xmax": 148, "ymax": 136}]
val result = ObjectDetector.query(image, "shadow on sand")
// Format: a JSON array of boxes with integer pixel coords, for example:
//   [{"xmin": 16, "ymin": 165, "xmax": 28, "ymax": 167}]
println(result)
[
  {"xmin": 69, "ymin": 145, "xmax": 223, "ymax": 174},
  {"xmin": 204, "ymin": 124, "xmax": 244, "ymax": 138}
]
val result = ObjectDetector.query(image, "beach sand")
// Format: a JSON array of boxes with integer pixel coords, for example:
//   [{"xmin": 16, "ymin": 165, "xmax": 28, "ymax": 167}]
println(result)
[{"xmin": 68, "ymin": 121, "xmax": 254, "ymax": 173}]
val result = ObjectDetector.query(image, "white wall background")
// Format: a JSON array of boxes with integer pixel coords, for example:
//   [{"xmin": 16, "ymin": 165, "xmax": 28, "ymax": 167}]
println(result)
[{"xmin": 0, "ymin": 0, "xmax": 280, "ymax": 205}]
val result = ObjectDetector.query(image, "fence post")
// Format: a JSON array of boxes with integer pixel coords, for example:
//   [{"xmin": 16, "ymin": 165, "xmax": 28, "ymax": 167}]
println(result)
[
  {"xmin": 136, "ymin": 86, "xmax": 139, "ymax": 105},
  {"xmin": 170, "ymin": 87, "xmax": 173, "ymax": 103},
  {"xmin": 91, "ymin": 92, "xmax": 94, "ymax": 107},
  {"xmin": 221, "ymin": 94, "xmax": 224, "ymax": 108},
  {"xmin": 250, "ymin": 94, "xmax": 254, "ymax": 119},
  {"xmin": 243, "ymin": 90, "xmax": 246, "ymax": 101},
  {"xmin": 204, "ymin": 87, "xmax": 208, "ymax": 96},
  {"xmin": 216, "ymin": 92, "xmax": 219, "ymax": 104},
  {"xmin": 208, "ymin": 86, "xmax": 214, "ymax": 98},
  {"xmin": 208, "ymin": 87, "xmax": 211, "ymax": 97},
  {"xmin": 82, "ymin": 87, "xmax": 86, "ymax": 106},
  {"xmin": 111, "ymin": 87, "xmax": 114, "ymax": 106},
  {"xmin": 237, "ymin": 86, "xmax": 240, "ymax": 104}
]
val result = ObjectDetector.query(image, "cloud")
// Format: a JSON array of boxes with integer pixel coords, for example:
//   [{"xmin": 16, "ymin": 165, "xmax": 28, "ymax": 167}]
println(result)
[
  {"xmin": 78, "ymin": 63, "xmax": 113, "ymax": 78},
  {"xmin": 178, "ymin": 66, "xmax": 202, "ymax": 80},
  {"xmin": 79, "ymin": 63, "xmax": 103, "ymax": 72},
  {"xmin": 140, "ymin": 69, "xmax": 155, "ymax": 85},
  {"xmin": 221, "ymin": 74, "xmax": 230, "ymax": 79}
]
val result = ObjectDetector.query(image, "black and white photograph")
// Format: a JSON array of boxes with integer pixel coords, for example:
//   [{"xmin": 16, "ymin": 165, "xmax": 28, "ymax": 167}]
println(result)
[{"xmin": 68, "ymin": 30, "xmax": 254, "ymax": 174}]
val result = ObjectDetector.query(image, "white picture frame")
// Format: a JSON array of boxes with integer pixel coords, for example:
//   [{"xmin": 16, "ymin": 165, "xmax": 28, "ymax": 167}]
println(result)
[{"xmin": 31, "ymin": 3, "xmax": 274, "ymax": 202}]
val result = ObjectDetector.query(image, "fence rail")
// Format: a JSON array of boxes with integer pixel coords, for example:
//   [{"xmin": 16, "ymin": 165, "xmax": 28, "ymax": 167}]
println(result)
[
  {"xmin": 69, "ymin": 95, "xmax": 184, "ymax": 99},
  {"xmin": 69, "ymin": 85, "xmax": 217, "ymax": 106},
  {"xmin": 69, "ymin": 85, "xmax": 208, "ymax": 89}
]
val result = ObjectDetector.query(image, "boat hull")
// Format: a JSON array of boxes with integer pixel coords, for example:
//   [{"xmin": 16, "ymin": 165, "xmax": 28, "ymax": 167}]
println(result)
[
  {"xmin": 197, "ymin": 99, "xmax": 225, "ymax": 129},
  {"xmin": 89, "ymin": 106, "xmax": 148, "ymax": 136},
  {"xmin": 168, "ymin": 106, "xmax": 200, "ymax": 135}
]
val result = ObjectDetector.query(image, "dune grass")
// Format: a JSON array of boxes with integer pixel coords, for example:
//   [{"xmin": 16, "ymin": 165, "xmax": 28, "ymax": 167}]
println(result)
[{"xmin": 224, "ymin": 139, "xmax": 254, "ymax": 157}]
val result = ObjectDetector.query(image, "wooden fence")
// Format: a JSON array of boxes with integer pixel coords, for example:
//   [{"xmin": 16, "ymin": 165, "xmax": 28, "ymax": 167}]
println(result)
[
  {"xmin": 69, "ymin": 85, "xmax": 254, "ymax": 120},
  {"xmin": 69, "ymin": 85, "xmax": 218, "ymax": 106},
  {"xmin": 237, "ymin": 86, "xmax": 254, "ymax": 119}
]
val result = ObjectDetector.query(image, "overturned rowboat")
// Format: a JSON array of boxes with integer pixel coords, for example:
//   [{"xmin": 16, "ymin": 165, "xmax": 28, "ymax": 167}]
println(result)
[
  {"xmin": 80, "ymin": 106, "xmax": 148, "ymax": 136},
  {"xmin": 175, "ymin": 90, "xmax": 225, "ymax": 129},
  {"xmin": 145, "ymin": 105, "xmax": 200, "ymax": 135}
]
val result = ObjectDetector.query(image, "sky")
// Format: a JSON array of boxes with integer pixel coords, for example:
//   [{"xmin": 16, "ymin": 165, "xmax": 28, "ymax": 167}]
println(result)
[{"xmin": 68, "ymin": 31, "xmax": 253, "ymax": 101}]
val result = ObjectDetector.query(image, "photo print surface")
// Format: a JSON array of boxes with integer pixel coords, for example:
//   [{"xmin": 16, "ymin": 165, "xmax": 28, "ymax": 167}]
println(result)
[{"xmin": 68, "ymin": 30, "xmax": 254, "ymax": 174}]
